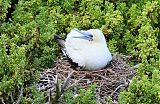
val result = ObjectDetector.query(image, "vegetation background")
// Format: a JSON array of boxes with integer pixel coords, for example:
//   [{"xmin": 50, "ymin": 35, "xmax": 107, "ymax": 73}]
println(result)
[{"xmin": 0, "ymin": 0, "xmax": 160, "ymax": 103}]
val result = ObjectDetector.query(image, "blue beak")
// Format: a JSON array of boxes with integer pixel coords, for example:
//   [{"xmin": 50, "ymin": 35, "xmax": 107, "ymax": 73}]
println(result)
[{"xmin": 72, "ymin": 28, "xmax": 93, "ymax": 41}]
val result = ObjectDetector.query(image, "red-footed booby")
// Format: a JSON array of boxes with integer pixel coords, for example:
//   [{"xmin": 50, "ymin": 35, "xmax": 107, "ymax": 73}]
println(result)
[{"xmin": 54, "ymin": 28, "xmax": 112, "ymax": 70}]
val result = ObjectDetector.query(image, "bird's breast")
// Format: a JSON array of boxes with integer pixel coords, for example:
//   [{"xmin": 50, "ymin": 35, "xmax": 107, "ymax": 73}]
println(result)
[{"xmin": 82, "ymin": 45, "xmax": 112, "ymax": 70}]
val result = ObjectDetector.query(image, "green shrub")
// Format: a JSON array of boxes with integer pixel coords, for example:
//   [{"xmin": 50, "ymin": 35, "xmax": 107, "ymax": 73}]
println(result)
[
  {"xmin": 0, "ymin": 0, "xmax": 56, "ymax": 103},
  {"xmin": 119, "ymin": 70, "xmax": 160, "ymax": 104},
  {"xmin": 118, "ymin": 1, "xmax": 160, "ymax": 104},
  {"xmin": 0, "ymin": 0, "xmax": 11, "ymax": 22},
  {"xmin": 63, "ymin": 84, "xmax": 97, "ymax": 104},
  {"xmin": 0, "ymin": 34, "xmax": 44, "ymax": 103}
]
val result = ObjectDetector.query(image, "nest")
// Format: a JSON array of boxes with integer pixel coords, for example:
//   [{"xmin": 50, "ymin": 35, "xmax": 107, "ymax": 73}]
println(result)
[{"xmin": 37, "ymin": 54, "xmax": 136, "ymax": 104}]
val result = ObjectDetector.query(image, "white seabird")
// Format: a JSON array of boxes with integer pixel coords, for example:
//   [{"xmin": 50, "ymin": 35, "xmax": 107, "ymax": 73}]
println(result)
[{"xmin": 54, "ymin": 28, "xmax": 112, "ymax": 70}]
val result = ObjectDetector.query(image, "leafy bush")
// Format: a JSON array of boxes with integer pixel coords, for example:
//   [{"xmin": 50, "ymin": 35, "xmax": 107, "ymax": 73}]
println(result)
[
  {"xmin": 0, "ymin": 0, "xmax": 56, "ymax": 103},
  {"xmin": 63, "ymin": 84, "xmax": 97, "ymax": 104},
  {"xmin": 0, "ymin": 0, "xmax": 11, "ymax": 22},
  {"xmin": 119, "ymin": 70, "xmax": 160, "ymax": 104},
  {"xmin": 118, "ymin": 1, "xmax": 160, "ymax": 104},
  {"xmin": 0, "ymin": 0, "xmax": 160, "ymax": 103}
]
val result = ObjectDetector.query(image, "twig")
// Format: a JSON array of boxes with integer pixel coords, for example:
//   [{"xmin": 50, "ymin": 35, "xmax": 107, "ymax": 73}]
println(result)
[
  {"xmin": 0, "ymin": 97, "xmax": 5, "ymax": 104},
  {"xmin": 110, "ymin": 84, "xmax": 126, "ymax": 96},
  {"xmin": 131, "ymin": 64, "xmax": 139, "ymax": 69},
  {"xmin": 16, "ymin": 86, "xmax": 23, "ymax": 104},
  {"xmin": 49, "ymin": 89, "xmax": 52, "ymax": 104},
  {"xmin": 10, "ymin": 91, "xmax": 14, "ymax": 103},
  {"xmin": 65, "ymin": 76, "xmax": 85, "ymax": 91},
  {"xmin": 58, "ymin": 76, "xmax": 85, "ymax": 101},
  {"xmin": 96, "ymin": 74, "xmax": 109, "ymax": 81},
  {"xmin": 53, "ymin": 75, "xmax": 60, "ymax": 103},
  {"xmin": 61, "ymin": 71, "xmax": 74, "ymax": 94}
]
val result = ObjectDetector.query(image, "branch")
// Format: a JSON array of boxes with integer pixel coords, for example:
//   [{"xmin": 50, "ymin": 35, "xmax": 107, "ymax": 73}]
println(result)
[
  {"xmin": 65, "ymin": 76, "xmax": 85, "ymax": 91},
  {"xmin": 110, "ymin": 84, "xmax": 126, "ymax": 96},
  {"xmin": 131, "ymin": 64, "xmax": 139, "ymax": 69},
  {"xmin": 16, "ymin": 86, "xmax": 23, "ymax": 104},
  {"xmin": 58, "ymin": 76, "xmax": 85, "ymax": 102},
  {"xmin": 52, "ymin": 75, "xmax": 60, "ymax": 104},
  {"xmin": 60, "ymin": 71, "xmax": 74, "ymax": 94},
  {"xmin": 0, "ymin": 97, "xmax": 5, "ymax": 104}
]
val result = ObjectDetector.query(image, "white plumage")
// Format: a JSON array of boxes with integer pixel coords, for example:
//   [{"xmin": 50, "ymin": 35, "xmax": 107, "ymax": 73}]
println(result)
[{"xmin": 55, "ymin": 28, "xmax": 112, "ymax": 70}]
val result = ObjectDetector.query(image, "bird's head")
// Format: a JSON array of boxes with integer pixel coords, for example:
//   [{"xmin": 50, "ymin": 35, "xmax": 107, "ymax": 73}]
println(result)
[
  {"xmin": 67, "ymin": 28, "xmax": 93, "ymax": 41},
  {"xmin": 88, "ymin": 29, "xmax": 106, "ymax": 44},
  {"xmin": 67, "ymin": 28, "xmax": 106, "ymax": 44}
]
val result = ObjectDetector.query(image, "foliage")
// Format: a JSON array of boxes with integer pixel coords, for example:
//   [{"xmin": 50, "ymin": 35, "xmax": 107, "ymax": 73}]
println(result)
[
  {"xmin": 0, "ymin": 0, "xmax": 55, "ymax": 103},
  {"xmin": 0, "ymin": 34, "xmax": 44, "ymax": 103},
  {"xmin": 119, "ymin": 70, "xmax": 160, "ymax": 104},
  {"xmin": 0, "ymin": 0, "xmax": 11, "ymax": 22},
  {"xmin": 63, "ymin": 84, "xmax": 97, "ymax": 104},
  {"xmin": 0, "ymin": 0, "xmax": 160, "ymax": 103},
  {"xmin": 117, "ymin": 1, "xmax": 160, "ymax": 104}
]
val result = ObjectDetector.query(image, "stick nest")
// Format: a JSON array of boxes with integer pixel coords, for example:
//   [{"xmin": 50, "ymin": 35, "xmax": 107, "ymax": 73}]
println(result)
[{"xmin": 37, "ymin": 54, "xmax": 136, "ymax": 104}]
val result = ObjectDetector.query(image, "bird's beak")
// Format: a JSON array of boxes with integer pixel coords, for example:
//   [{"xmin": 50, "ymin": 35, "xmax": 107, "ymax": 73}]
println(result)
[{"xmin": 72, "ymin": 28, "xmax": 93, "ymax": 41}]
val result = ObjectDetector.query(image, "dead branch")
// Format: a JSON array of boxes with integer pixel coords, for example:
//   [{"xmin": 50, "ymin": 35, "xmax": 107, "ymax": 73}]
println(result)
[{"xmin": 16, "ymin": 86, "xmax": 23, "ymax": 104}]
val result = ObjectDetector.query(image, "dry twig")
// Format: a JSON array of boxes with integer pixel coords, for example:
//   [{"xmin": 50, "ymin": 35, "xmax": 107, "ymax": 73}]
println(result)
[{"xmin": 16, "ymin": 86, "xmax": 23, "ymax": 104}]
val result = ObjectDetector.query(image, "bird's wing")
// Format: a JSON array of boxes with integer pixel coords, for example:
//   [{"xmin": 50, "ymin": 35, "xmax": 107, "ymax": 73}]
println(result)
[
  {"xmin": 54, "ymin": 35, "xmax": 85, "ymax": 68},
  {"xmin": 65, "ymin": 45, "xmax": 85, "ymax": 67}
]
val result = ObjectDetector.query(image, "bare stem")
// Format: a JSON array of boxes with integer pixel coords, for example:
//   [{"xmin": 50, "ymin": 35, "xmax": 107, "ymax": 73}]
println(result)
[{"xmin": 16, "ymin": 86, "xmax": 23, "ymax": 104}]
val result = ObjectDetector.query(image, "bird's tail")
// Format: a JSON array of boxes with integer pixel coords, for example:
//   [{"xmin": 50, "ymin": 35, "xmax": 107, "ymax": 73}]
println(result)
[
  {"xmin": 54, "ymin": 35, "xmax": 65, "ymax": 48},
  {"xmin": 54, "ymin": 35, "xmax": 66, "ymax": 54}
]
